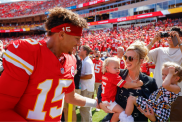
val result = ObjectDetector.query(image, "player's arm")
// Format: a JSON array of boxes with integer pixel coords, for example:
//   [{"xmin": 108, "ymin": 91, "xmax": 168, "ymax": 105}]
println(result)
[
  {"xmin": 0, "ymin": 39, "xmax": 36, "ymax": 121},
  {"xmin": 0, "ymin": 72, "xmax": 27, "ymax": 121},
  {"xmin": 65, "ymin": 89, "xmax": 97, "ymax": 108}
]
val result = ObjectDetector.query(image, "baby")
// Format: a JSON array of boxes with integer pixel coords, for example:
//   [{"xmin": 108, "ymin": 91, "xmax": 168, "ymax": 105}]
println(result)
[
  {"xmin": 121, "ymin": 62, "xmax": 182, "ymax": 122},
  {"xmin": 101, "ymin": 57, "xmax": 143, "ymax": 122}
]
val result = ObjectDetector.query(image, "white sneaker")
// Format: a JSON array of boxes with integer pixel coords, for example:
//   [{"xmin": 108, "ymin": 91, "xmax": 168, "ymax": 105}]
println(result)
[
  {"xmin": 119, "ymin": 111, "xmax": 127, "ymax": 122},
  {"xmin": 127, "ymin": 115, "xmax": 134, "ymax": 122}
]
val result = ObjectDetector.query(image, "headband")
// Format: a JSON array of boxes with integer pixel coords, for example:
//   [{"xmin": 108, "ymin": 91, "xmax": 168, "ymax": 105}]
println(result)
[{"xmin": 51, "ymin": 23, "xmax": 83, "ymax": 36}]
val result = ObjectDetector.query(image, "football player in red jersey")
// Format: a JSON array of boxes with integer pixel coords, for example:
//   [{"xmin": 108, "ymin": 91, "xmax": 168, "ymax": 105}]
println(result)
[
  {"xmin": 0, "ymin": 7, "xmax": 97, "ymax": 121},
  {"xmin": 92, "ymin": 51, "xmax": 103, "ymax": 95},
  {"xmin": 117, "ymin": 47, "xmax": 125, "ymax": 69}
]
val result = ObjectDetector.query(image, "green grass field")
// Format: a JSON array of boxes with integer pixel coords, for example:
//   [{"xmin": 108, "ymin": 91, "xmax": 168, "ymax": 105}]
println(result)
[
  {"xmin": 75, "ymin": 93, "xmax": 107, "ymax": 122},
  {"xmin": 76, "ymin": 107, "xmax": 107, "ymax": 122}
]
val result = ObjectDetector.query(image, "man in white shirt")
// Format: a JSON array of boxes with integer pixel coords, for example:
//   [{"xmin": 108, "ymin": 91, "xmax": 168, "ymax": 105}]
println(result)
[
  {"xmin": 147, "ymin": 27, "xmax": 182, "ymax": 121},
  {"xmin": 79, "ymin": 45, "xmax": 95, "ymax": 122}
]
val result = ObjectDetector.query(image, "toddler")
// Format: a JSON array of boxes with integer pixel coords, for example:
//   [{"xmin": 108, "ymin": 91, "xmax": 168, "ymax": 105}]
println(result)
[{"xmin": 121, "ymin": 62, "xmax": 182, "ymax": 122}]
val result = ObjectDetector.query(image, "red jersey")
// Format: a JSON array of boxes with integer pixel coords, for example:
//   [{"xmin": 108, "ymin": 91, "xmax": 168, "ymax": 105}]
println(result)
[
  {"xmin": 120, "ymin": 59, "xmax": 125, "ymax": 69},
  {"xmin": 0, "ymin": 39, "xmax": 76, "ymax": 121},
  {"xmin": 92, "ymin": 58, "xmax": 103, "ymax": 83},
  {"xmin": 141, "ymin": 62, "xmax": 149, "ymax": 75},
  {"xmin": 111, "ymin": 42, "xmax": 116, "ymax": 51},
  {"xmin": 102, "ymin": 43, "xmax": 108, "ymax": 52},
  {"xmin": 101, "ymin": 73, "xmax": 126, "ymax": 102}
]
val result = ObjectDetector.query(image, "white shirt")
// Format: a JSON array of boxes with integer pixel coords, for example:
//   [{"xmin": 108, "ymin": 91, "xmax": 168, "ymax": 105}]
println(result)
[
  {"xmin": 148, "ymin": 47, "xmax": 182, "ymax": 96},
  {"xmin": 80, "ymin": 56, "xmax": 95, "ymax": 92}
]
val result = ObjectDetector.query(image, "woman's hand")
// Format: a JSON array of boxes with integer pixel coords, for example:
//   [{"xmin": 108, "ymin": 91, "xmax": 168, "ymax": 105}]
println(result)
[
  {"xmin": 137, "ymin": 104, "xmax": 156, "ymax": 122},
  {"xmin": 136, "ymin": 80, "xmax": 143, "ymax": 87},
  {"xmin": 99, "ymin": 102, "xmax": 114, "ymax": 113}
]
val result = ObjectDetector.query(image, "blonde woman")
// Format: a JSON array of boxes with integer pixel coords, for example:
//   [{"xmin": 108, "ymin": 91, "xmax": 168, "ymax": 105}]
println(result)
[
  {"xmin": 97, "ymin": 41, "xmax": 158, "ymax": 122},
  {"xmin": 101, "ymin": 57, "xmax": 143, "ymax": 122}
]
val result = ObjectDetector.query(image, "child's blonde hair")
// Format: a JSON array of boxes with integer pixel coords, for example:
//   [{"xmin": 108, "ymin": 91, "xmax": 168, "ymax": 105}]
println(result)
[
  {"xmin": 162, "ymin": 62, "xmax": 182, "ymax": 82},
  {"xmin": 102, "ymin": 57, "xmax": 120, "ymax": 74}
]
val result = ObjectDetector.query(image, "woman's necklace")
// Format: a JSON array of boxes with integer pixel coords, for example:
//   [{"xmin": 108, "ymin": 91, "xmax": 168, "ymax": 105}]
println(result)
[{"xmin": 128, "ymin": 73, "xmax": 139, "ymax": 83}]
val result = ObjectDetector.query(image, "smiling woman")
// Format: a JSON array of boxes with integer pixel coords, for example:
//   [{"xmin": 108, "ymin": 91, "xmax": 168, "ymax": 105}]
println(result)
[{"xmin": 97, "ymin": 40, "xmax": 159, "ymax": 122}]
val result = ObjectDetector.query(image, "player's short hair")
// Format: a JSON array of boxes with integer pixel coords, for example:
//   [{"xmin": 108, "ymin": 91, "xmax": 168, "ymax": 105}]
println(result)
[
  {"xmin": 82, "ymin": 45, "xmax": 92, "ymax": 56},
  {"xmin": 162, "ymin": 62, "xmax": 182, "ymax": 83},
  {"xmin": 45, "ymin": 7, "xmax": 88, "ymax": 36},
  {"xmin": 102, "ymin": 57, "xmax": 120, "ymax": 74}
]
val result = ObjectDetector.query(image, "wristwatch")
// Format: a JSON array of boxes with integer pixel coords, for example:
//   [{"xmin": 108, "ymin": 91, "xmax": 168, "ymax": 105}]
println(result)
[{"xmin": 179, "ymin": 43, "xmax": 182, "ymax": 46}]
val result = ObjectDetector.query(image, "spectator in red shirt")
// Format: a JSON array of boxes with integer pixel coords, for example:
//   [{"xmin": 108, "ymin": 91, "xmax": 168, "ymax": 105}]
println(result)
[
  {"xmin": 102, "ymin": 41, "xmax": 108, "ymax": 52},
  {"xmin": 92, "ymin": 51, "xmax": 103, "ymax": 95},
  {"xmin": 111, "ymin": 39, "xmax": 116, "ymax": 51},
  {"xmin": 117, "ymin": 47, "xmax": 125, "ymax": 69}
]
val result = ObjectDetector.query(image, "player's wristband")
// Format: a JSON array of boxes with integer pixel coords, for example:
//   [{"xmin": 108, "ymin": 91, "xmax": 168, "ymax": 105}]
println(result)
[{"xmin": 84, "ymin": 97, "xmax": 97, "ymax": 107}]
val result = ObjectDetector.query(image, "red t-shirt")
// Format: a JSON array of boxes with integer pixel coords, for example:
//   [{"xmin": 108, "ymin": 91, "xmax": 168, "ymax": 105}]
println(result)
[
  {"xmin": 141, "ymin": 62, "xmax": 149, "ymax": 75},
  {"xmin": 0, "ymin": 39, "xmax": 76, "ymax": 121},
  {"xmin": 120, "ymin": 60, "xmax": 125, "ymax": 69},
  {"xmin": 102, "ymin": 43, "xmax": 108, "ymax": 52},
  {"xmin": 101, "ymin": 73, "xmax": 126, "ymax": 102},
  {"xmin": 92, "ymin": 58, "xmax": 103, "ymax": 83},
  {"xmin": 111, "ymin": 42, "xmax": 116, "ymax": 51}
]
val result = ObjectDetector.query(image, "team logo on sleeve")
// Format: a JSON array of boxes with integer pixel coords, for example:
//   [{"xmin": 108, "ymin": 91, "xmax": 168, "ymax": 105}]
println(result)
[
  {"xmin": 71, "ymin": 66, "xmax": 75, "ymax": 77},
  {"xmin": 61, "ymin": 68, "xmax": 64, "ymax": 74}
]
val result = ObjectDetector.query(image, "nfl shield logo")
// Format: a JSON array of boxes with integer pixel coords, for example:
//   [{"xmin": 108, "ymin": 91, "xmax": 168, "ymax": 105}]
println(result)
[
  {"xmin": 71, "ymin": 66, "xmax": 75, "ymax": 77},
  {"xmin": 61, "ymin": 68, "xmax": 64, "ymax": 74}
]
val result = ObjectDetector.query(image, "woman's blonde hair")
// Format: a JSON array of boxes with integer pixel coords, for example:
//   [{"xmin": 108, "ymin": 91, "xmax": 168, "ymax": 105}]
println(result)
[
  {"xmin": 102, "ymin": 57, "xmax": 120, "ymax": 74},
  {"xmin": 162, "ymin": 62, "xmax": 182, "ymax": 82},
  {"xmin": 126, "ymin": 40, "xmax": 149, "ymax": 64}
]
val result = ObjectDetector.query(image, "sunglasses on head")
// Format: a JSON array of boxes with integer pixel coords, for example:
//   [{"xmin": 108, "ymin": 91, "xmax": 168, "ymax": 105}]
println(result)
[{"xmin": 123, "ymin": 55, "xmax": 135, "ymax": 62}]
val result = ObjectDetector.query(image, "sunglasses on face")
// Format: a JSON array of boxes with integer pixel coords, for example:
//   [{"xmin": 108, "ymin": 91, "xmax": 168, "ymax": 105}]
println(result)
[{"xmin": 123, "ymin": 55, "xmax": 136, "ymax": 62}]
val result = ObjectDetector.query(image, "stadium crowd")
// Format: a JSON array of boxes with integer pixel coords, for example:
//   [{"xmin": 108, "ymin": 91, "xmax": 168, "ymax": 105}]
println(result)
[
  {"xmin": 0, "ymin": 0, "xmax": 94, "ymax": 18},
  {"xmin": 0, "ymin": 22, "xmax": 43, "ymax": 30},
  {"xmin": 1, "ymin": 18, "xmax": 182, "ymax": 45}
]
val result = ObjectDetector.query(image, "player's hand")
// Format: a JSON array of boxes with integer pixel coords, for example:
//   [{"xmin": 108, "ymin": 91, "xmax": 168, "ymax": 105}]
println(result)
[
  {"xmin": 136, "ymin": 80, "xmax": 143, "ymax": 87},
  {"xmin": 99, "ymin": 102, "xmax": 114, "ymax": 113},
  {"xmin": 137, "ymin": 104, "xmax": 156, "ymax": 121},
  {"xmin": 95, "ymin": 97, "xmax": 100, "ymax": 109},
  {"xmin": 168, "ymin": 66, "xmax": 177, "ymax": 75}
]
